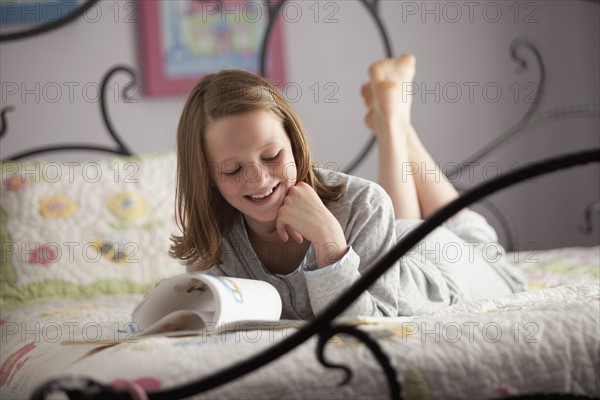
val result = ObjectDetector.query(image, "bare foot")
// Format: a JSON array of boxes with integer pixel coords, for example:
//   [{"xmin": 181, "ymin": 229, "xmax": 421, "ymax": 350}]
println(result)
[
  {"xmin": 368, "ymin": 54, "xmax": 416, "ymax": 83},
  {"xmin": 361, "ymin": 80, "xmax": 404, "ymax": 136},
  {"xmin": 361, "ymin": 54, "xmax": 416, "ymax": 136}
]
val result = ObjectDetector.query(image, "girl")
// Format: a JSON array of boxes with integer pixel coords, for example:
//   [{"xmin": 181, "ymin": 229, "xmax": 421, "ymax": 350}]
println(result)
[{"xmin": 169, "ymin": 55, "xmax": 526, "ymax": 319}]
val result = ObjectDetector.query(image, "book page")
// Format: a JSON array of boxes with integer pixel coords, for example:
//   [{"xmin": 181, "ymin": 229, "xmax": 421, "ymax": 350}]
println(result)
[
  {"xmin": 130, "ymin": 274, "xmax": 282, "ymax": 335},
  {"xmin": 207, "ymin": 276, "xmax": 282, "ymax": 325},
  {"xmin": 63, "ymin": 274, "xmax": 285, "ymax": 344}
]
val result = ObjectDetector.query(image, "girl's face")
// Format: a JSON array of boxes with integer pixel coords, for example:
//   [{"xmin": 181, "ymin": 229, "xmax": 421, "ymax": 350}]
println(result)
[{"xmin": 204, "ymin": 110, "xmax": 298, "ymax": 229}]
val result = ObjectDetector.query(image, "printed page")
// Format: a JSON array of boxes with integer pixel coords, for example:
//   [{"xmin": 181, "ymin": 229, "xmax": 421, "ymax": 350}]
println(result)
[{"xmin": 63, "ymin": 274, "xmax": 284, "ymax": 344}]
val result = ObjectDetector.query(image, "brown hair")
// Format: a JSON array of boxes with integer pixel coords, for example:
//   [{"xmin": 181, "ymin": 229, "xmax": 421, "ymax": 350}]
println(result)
[{"xmin": 170, "ymin": 69, "xmax": 344, "ymax": 271}]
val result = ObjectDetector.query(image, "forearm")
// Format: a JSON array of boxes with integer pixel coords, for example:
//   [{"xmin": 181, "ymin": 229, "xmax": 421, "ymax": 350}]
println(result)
[
  {"xmin": 313, "ymin": 223, "xmax": 350, "ymax": 269},
  {"xmin": 304, "ymin": 247, "xmax": 398, "ymax": 317}
]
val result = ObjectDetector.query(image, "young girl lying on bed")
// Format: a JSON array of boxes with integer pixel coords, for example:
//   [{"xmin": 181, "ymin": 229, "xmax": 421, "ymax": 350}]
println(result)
[{"xmin": 168, "ymin": 55, "xmax": 526, "ymax": 319}]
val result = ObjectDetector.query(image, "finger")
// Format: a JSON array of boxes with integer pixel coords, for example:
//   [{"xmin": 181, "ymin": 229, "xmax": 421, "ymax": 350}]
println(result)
[
  {"xmin": 276, "ymin": 216, "xmax": 289, "ymax": 242},
  {"xmin": 286, "ymin": 226, "xmax": 304, "ymax": 244}
]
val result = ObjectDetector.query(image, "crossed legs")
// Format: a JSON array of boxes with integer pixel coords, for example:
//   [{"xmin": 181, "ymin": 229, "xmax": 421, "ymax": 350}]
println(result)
[{"xmin": 361, "ymin": 55, "xmax": 462, "ymax": 219}]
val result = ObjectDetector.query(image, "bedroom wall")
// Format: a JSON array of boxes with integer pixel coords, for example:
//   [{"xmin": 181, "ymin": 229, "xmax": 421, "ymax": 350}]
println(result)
[{"xmin": 1, "ymin": 0, "xmax": 599, "ymax": 253}]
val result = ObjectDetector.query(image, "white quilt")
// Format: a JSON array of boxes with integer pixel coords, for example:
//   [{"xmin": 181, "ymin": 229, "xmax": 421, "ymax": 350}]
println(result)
[
  {"xmin": 2, "ymin": 153, "xmax": 598, "ymax": 399},
  {"xmin": 1, "ymin": 282, "xmax": 598, "ymax": 399}
]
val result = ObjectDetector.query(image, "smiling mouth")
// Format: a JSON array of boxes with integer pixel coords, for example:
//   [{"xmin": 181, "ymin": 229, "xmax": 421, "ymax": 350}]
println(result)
[{"xmin": 245, "ymin": 183, "xmax": 280, "ymax": 202}]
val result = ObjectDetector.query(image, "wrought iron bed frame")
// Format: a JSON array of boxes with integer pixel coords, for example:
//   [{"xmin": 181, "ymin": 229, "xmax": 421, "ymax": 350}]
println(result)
[{"xmin": 1, "ymin": 1, "xmax": 598, "ymax": 399}]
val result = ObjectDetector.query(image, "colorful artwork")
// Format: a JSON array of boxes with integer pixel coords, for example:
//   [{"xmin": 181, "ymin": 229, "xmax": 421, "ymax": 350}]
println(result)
[{"xmin": 139, "ymin": 0, "xmax": 286, "ymax": 96}]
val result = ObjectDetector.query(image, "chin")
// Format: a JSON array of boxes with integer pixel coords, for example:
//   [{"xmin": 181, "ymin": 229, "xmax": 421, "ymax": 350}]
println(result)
[{"xmin": 249, "ymin": 212, "xmax": 278, "ymax": 224}]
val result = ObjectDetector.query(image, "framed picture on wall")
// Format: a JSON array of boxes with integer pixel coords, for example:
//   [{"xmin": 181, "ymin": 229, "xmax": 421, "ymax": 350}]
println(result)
[{"xmin": 138, "ymin": 0, "xmax": 287, "ymax": 97}]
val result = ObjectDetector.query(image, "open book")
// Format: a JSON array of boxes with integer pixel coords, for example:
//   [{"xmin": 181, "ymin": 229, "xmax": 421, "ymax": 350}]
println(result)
[
  {"xmin": 62, "ymin": 274, "xmax": 303, "ymax": 345},
  {"xmin": 62, "ymin": 274, "xmax": 389, "ymax": 346},
  {"xmin": 131, "ymin": 274, "xmax": 288, "ymax": 335}
]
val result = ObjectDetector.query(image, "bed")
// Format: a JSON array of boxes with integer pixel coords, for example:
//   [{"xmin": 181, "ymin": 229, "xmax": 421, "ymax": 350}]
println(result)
[
  {"xmin": 1, "ymin": 1, "xmax": 599, "ymax": 399},
  {"xmin": 0, "ymin": 149, "xmax": 598, "ymax": 400},
  {"xmin": 0, "ymin": 256, "xmax": 598, "ymax": 400}
]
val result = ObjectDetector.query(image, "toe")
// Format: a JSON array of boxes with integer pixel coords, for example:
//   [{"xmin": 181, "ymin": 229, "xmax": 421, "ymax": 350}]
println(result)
[
  {"xmin": 368, "ymin": 60, "xmax": 389, "ymax": 81},
  {"xmin": 397, "ymin": 53, "xmax": 416, "ymax": 68},
  {"xmin": 368, "ymin": 55, "xmax": 416, "ymax": 83}
]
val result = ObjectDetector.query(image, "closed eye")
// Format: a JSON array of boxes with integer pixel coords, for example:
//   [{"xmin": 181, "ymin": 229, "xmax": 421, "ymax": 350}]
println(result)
[
  {"xmin": 263, "ymin": 151, "xmax": 281, "ymax": 162},
  {"xmin": 224, "ymin": 166, "xmax": 241, "ymax": 176}
]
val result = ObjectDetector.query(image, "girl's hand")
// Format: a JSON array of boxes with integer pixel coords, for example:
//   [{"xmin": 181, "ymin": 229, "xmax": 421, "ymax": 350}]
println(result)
[{"xmin": 275, "ymin": 182, "xmax": 349, "ymax": 268}]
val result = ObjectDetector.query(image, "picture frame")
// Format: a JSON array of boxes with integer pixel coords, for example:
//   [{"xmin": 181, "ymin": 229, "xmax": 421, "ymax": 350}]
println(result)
[{"xmin": 138, "ymin": 0, "xmax": 287, "ymax": 97}]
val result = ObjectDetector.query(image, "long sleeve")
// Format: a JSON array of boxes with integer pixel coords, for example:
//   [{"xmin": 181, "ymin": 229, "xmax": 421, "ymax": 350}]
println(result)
[
  {"xmin": 303, "ymin": 182, "xmax": 400, "ymax": 318},
  {"xmin": 197, "ymin": 169, "xmax": 522, "ymax": 320},
  {"xmin": 197, "ymin": 171, "xmax": 404, "ymax": 320},
  {"xmin": 302, "ymin": 172, "xmax": 523, "ymax": 318}
]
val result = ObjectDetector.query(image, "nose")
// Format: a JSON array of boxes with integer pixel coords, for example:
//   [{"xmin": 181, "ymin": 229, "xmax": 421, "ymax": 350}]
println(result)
[{"xmin": 243, "ymin": 162, "xmax": 271, "ymax": 187}]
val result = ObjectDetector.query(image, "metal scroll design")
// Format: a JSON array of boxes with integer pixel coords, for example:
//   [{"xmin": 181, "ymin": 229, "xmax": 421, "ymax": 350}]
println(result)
[
  {"xmin": 450, "ymin": 36, "xmax": 549, "ymax": 249},
  {"xmin": 451, "ymin": 37, "xmax": 546, "ymax": 173},
  {"xmin": 0, "ymin": 106, "xmax": 15, "ymax": 139},
  {"xmin": 447, "ymin": 37, "xmax": 599, "ymax": 249},
  {"xmin": 316, "ymin": 324, "xmax": 401, "ymax": 397},
  {"xmin": 0, "ymin": 0, "xmax": 101, "ymax": 42},
  {"xmin": 31, "ymin": 148, "xmax": 600, "ymax": 400},
  {"xmin": 0, "ymin": 66, "xmax": 135, "ymax": 161},
  {"xmin": 257, "ymin": 3, "xmax": 598, "ymax": 247},
  {"xmin": 257, "ymin": 0, "xmax": 391, "ymax": 175}
]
